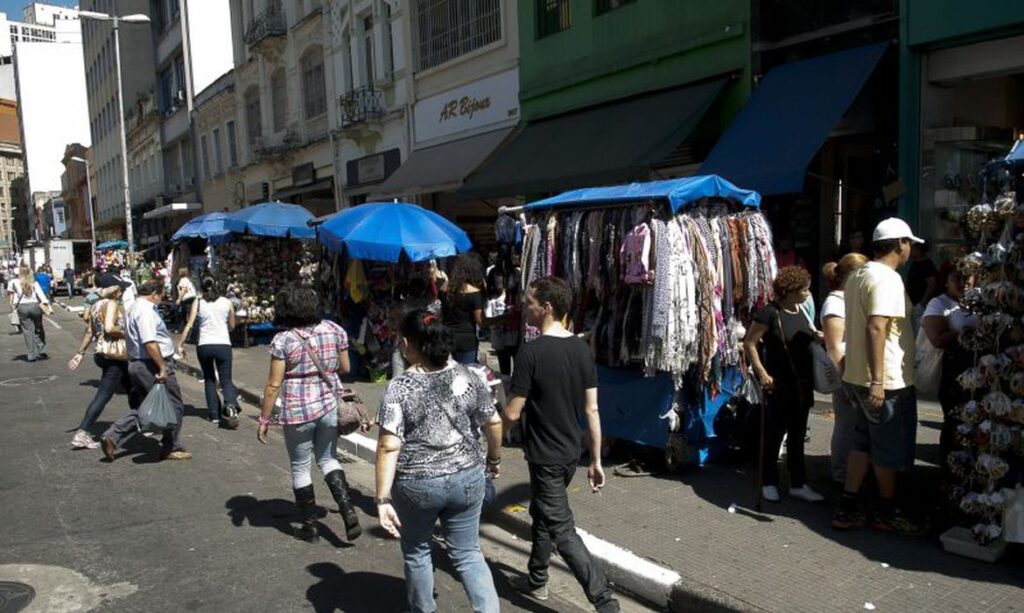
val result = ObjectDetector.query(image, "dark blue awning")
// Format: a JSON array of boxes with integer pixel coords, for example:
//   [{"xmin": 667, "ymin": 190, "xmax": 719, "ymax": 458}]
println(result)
[
  {"xmin": 524, "ymin": 175, "xmax": 761, "ymax": 213},
  {"xmin": 701, "ymin": 43, "xmax": 888, "ymax": 196}
]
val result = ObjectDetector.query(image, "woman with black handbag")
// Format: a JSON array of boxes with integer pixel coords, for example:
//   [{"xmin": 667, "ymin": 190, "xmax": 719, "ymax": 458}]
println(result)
[
  {"xmin": 743, "ymin": 266, "xmax": 824, "ymax": 504},
  {"xmin": 257, "ymin": 283, "xmax": 368, "ymax": 543}
]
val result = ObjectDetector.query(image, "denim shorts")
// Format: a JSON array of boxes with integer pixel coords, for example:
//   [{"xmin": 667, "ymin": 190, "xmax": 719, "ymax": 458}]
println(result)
[{"xmin": 845, "ymin": 383, "xmax": 918, "ymax": 471}]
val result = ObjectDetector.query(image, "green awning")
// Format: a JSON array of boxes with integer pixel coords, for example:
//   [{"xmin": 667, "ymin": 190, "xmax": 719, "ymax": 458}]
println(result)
[{"xmin": 459, "ymin": 79, "xmax": 727, "ymax": 199}]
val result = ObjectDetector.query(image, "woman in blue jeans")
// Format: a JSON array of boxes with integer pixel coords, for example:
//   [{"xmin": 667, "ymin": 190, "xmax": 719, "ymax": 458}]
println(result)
[
  {"xmin": 178, "ymin": 277, "xmax": 240, "ymax": 429},
  {"xmin": 257, "ymin": 283, "xmax": 367, "ymax": 543},
  {"xmin": 376, "ymin": 309, "xmax": 503, "ymax": 613},
  {"xmin": 67, "ymin": 284, "xmax": 131, "ymax": 449}
]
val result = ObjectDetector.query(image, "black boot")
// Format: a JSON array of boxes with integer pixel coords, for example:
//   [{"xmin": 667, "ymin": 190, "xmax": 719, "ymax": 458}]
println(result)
[
  {"xmin": 325, "ymin": 470, "xmax": 362, "ymax": 541},
  {"xmin": 292, "ymin": 485, "xmax": 319, "ymax": 542}
]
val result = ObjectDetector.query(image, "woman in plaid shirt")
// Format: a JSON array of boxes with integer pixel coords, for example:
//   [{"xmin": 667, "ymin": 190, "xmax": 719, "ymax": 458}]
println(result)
[{"xmin": 257, "ymin": 283, "xmax": 362, "ymax": 542}]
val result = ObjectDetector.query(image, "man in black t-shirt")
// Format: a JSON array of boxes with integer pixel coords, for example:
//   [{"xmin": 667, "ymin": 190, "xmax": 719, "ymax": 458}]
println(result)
[{"xmin": 505, "ymin": 276, "xmax": 619, "ymax": 612}]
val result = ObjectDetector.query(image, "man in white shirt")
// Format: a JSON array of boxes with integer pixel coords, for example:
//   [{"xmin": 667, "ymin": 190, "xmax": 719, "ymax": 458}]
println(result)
[
  {"xmin": 101, "ymin": 281, "xmax": 191, "ymax": 461},
  {"xmin": 832, "ymin": 218, "xmax": 923, "ymax": 536}
]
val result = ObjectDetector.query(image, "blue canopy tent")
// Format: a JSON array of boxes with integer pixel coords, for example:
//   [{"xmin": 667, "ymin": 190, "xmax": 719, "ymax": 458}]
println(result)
[
  {"xmin": 96, "ymin": 240, "xmax": 129, "ymax": 252},
  {"xmin": 521, "ymin": 175, "xmax": 762, "ymax": 465},
  {"xmin": 317, "ymin": 202, "xmax": 472, "ymax": 263},
  {"xmin": 223, "ymin": 201, "xmax": 316, "ymax": 239},
  {"xmin": 171, "ymin": 212, "xmax": 235, "ymax": 245}
]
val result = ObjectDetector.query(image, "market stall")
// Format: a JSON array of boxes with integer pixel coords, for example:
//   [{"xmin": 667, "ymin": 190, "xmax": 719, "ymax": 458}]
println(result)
[
  {"xmin": 316, "ymin": 202, "xmax": 472, "ymax": 380},
  {"xmin": 95, "ymin": 240, "xmax": 130, "ymax": 271},
  {"xmin": 940, "ymin": 142, "xmax": 1024, "ymax": 560},
  {"xmin": 511, "ymin": 175, "xmax": 775, "ymax": 467}
]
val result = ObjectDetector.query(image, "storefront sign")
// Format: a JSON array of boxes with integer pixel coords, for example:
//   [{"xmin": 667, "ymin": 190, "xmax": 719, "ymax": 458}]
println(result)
[
  {"xmin": 292, "ymin": 162, "xmax": 315, "ymax": 186},
  {"xmin": 346, "ymin": 149, "xmax": 401, "ymax": 187},
  {"xmin": 414, "ymin": 68, "xmax": 519, "ymax": 146}
]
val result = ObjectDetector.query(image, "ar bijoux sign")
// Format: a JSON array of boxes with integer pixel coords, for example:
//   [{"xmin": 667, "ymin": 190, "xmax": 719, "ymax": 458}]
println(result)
[{"xmin": 414, "ymin": 68, "xmax": 519, "ymax": 145}]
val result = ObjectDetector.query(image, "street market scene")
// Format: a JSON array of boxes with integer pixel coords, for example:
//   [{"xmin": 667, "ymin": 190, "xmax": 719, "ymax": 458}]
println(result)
[{"xmin": 2, "ymin": 1, "xmax": 1024, "ymax": 612}]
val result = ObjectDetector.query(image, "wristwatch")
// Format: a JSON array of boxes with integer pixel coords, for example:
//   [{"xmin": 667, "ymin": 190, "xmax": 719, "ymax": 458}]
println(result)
[{"xmin": 375, "ymin": 496, "xmax": 392, "ymax": 505}]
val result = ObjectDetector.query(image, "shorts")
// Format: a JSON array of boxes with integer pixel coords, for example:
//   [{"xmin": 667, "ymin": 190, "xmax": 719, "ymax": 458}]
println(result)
[{"xmin": 844, "ymin": 383, "xmax": 918, "ymax": 471}]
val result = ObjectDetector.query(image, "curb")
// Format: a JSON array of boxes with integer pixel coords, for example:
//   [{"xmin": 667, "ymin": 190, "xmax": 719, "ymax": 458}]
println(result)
[{"xmin": 180, "ymin": 362, "xmax": 761, "ymax": 613}]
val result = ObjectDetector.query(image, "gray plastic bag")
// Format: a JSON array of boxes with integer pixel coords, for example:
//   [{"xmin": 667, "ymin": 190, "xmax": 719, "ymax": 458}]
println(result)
[{"xmin": 138, "ymin": 383, "xmax": 176, "ymax": 432}]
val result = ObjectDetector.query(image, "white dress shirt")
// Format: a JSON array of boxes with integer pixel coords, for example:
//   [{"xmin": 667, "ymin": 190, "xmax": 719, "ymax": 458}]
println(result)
[{"xmin": 126, "ymin": 299, "xmax": 174, "ymax": 360}]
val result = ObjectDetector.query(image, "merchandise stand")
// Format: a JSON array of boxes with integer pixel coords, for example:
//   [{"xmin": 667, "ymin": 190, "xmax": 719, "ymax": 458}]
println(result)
[{"xmin": 515, "ymin": 176, "xmax": 774, "ymax": 467}]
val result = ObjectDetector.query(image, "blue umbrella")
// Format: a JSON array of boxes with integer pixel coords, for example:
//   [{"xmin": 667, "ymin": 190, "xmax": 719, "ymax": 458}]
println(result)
[
  {"xmin": 223, "ymin": 201, "xmax": 316, "ymax": 239},
  {"xmin": 96, "ymin": 240, "xmax": 129, "ymax": 251},
  {"xmin": 171, "ymin": 212, "xmax": 235, "ymax": 244},
  {"xmin": 318, "ymin": 202, "xmax": 472, "ymax": 262}
]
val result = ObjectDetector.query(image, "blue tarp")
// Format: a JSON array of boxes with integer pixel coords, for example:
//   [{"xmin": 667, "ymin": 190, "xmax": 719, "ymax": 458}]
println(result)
[
  {"xmin": 171, "ymin": 212, "xmax": 235, "ymax": 245},
  {"xmin": 701, "ymin": 43, "xmax": 888, "ymax": 196},
  {"xmin": 223, "ymin": 201, "xmax": 315, "ymax": 239},
  {"xmin": 317, "ymin": 202, "xmax": 473, "ymax": 263},
  {"xmin": 1007, "ymin": 139, "xmax": 1024, "ymax": 162},
  {"xmin": 96, "ymin": 240, "xmax": 128, "ymax": 251},
  {"xmin": 524, "ymin": 175, "xmax": 761, "ymax": 213}
]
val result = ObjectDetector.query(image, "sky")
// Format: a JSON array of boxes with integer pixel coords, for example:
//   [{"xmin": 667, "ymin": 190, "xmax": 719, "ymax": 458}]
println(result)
[{"xmin": 0, "ymin": 1, "xmax": 78, "ymax": 22}]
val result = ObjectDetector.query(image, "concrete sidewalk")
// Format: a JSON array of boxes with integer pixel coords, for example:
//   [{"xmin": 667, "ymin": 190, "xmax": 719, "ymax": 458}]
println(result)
[{"xmin": 174, "ymin": 341, "xmax": 1024, "ymax": 612}]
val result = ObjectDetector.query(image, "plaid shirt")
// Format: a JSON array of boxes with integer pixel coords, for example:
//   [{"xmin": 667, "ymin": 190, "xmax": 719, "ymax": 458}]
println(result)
[{"xmin": 269, "ymin": 320, "xmax": 349, "ymax": 425}]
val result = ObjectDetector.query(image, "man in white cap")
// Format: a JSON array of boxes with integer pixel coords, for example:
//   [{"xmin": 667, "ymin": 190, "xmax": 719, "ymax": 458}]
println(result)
[{"xmin": 832, "ymin": 217, "xmax": 925, "ymax": 536}]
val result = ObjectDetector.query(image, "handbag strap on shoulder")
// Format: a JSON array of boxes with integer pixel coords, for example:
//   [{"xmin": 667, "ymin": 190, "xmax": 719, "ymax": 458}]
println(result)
[{"xmin": 294, "ymin": 328, "xmax": 338, "ymax": 393}]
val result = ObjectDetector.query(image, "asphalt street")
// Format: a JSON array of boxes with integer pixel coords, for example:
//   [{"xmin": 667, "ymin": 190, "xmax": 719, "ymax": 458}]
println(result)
[{"xmin": 0, "ymin": 302, "xmax": 649, "ymax": 613}]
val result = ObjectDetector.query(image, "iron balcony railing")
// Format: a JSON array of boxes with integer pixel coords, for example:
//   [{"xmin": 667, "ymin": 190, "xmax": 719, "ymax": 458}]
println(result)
[
  {"xmin": 339, "ymin": 86, "xmax": 385, "ymax": 129},
  {"xmin": 244, "ymin": 8, "xmax": 287, "ymax": 47}
]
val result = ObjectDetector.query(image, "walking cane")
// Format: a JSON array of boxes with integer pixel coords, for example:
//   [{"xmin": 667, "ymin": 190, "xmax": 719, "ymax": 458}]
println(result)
[{"xmin": 755, "ymin": 394, "xmax": 767, "ymax": 513}]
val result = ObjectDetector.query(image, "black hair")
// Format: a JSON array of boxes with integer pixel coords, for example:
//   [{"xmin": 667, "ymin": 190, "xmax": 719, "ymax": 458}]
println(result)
[
  {"xmin": 401, "ymin": 308, "xmax": 453, "ymax": 368},
  {"xmin": 201, "ymin": 276, "xmax": 219, "ymax": 302},
  {"xmin": 137, "ymin": 280, "xmax": 164, "ymax": 297},
  {"xmin": 529, "ymin": 276, "xmax": 572, "ymax": 320},
  {"xmin": 273, "ymin": 282, "xmax": 322, "ymax": 329},
  {"xmin": 872, "ymin": 238, "xmax": 908, "ymax": 258},
  {"xmin": 486, "ymin": 266, "xmax": 506, "ymax": 299},
  {"xmin": 446, "ymin": 253, "xmax": 485, "ymax": 303}
]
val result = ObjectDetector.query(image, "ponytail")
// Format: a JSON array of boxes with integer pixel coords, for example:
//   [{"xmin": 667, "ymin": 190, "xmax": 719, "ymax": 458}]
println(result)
[{"xmin": 400, "ymin": 308, "xmax": 453, "ymax": 368}]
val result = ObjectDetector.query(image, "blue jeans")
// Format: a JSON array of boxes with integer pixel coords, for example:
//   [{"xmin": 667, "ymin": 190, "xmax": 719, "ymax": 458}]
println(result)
[
  {"xmin": 454, "ymin": 349, "xmax": 479, "ymax": 365},
  {"xmin": 393, "ymin": 466, "xmax": 498, "ymax": 613},
  {"xmin": 282, "ymin": 410, "xmax": 342, "ymax": 489},
  {"xmin": 79, "ymin": 354, "xmax": 131, "ymax": 431},
  {"xmin": 196, "ymin": 344, "xmax": 238, "ymax": 420}
]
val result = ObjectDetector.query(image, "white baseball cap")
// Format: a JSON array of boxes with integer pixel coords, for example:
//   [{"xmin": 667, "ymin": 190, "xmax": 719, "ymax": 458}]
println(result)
[{"xmin": 872, "ymin": 218, "xmax": 924, "ymax": 244}]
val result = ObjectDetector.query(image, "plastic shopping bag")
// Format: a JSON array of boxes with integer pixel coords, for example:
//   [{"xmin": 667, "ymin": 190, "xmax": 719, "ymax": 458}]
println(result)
[
  {"xmin": 138, "ymin": 383, "xmax": 176, "ymax": 433},
  {"xmin": 915, "ymin": 331, "xmax": 943, "ymax": 398}
]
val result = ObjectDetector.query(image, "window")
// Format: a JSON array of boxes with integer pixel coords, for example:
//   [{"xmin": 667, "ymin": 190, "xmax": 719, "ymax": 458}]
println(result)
[
  {"xmin": 594, "ymin": 0, "xmax": 636, "ymax": 15},
  {"xmin": 301, "ymin": 48, "xmax": 326, "ymax": 119},
  {"xmin": 362, "ymin": 16, "xmax": 375, "ymax": 85},
  {"xmin": 158, "ymin": 67, "xmax": 173, "ymax": 112},
  {"xmin": 415, "ymin": 0, "xmax": 501, "ymax": 71},
  {"xmin": 226, "ymin": 121, "xmax": 238, "ymax": 167},
  {"xmin": 271, "ymin": 69, "xmax": 287, "ymax": 132},
  {"xmin": 245, "ymin": 89, "xmax": 262, "ymax": 146},
  {"xmin": 174, "ymin": 55, "xmax": 186, "ymax": 102},
  {"xmin": 212, "ymin": 128, "xmax": 223, "ymax": 175},
  {"xmin": 537, "ymin": 0, "xmax": 571, "ymax": 38},
  {"xmin": 200, "ymin": 135, "xmax": 210, "ymax": 177}
]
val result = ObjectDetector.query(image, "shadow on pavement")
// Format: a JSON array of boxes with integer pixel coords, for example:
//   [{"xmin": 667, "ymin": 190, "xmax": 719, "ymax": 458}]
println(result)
[
  {"xmin": 305, "ymin": 562, "xmax": 405, "ymax": 613},
  {"xmin": 225, "ymin": 495, "xmax": 350, "ymax": 549},
  {"xmin": 660, "ymin": 450, "xmax": 1024, "ymax": 588}
]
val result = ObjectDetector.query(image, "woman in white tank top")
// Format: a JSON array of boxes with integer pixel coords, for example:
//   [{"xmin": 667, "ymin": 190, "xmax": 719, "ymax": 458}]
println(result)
[{"xmin": 178, "ymin": 276, "xmax": 240, "ymax": 428}]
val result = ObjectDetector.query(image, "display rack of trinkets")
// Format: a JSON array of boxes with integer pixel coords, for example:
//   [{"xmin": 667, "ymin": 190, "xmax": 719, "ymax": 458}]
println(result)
[
  {"xmin": 210, "ymin": 237, "xmax": 317, "ymax": 323},
  {"xmin": 945, "ymin": 169, "xmax": 1024, "ymax": 556}
]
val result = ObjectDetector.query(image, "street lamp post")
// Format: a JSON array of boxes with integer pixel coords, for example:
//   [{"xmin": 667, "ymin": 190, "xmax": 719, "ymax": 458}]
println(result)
[
  {"xmin": 77, "ymin": 11, "xmax": 150, "ymax": 264},
  {"xmin": 70, "ymin": 156, "xmax": 96, "ymax": 268}
]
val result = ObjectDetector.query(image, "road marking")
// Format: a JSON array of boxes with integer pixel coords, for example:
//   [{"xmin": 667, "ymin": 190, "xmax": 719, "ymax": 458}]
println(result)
[
  {"xmin": 0, "ymin": 375, "xmax": 59, "ymax": 387},
  {"xmin": 44, "ymin": 315, "xmax": 61, "ymax": 329}
]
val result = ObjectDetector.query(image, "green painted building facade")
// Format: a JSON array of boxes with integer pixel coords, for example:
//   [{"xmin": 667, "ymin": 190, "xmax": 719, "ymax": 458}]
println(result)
[
  {"xmin": 517, "ymin": 0, "xmax": 751, "ymax": 140},
  {"xmin": 898, "ymin": 0, "xmax": 1024, "ymax": 254}
]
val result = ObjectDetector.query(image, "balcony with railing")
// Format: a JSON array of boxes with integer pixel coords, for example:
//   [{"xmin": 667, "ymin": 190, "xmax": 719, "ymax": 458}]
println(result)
[
  {"xmin": 244, "ymin": 8, "xmax": 287, "ymax": 48},
  {"xmin": 339, "ymin": 86, "xmax": 385, "ymax": 129}
]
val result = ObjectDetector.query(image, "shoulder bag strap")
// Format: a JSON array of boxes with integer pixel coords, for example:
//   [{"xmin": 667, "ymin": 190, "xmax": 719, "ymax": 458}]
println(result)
[
  {"xmin": 774, "ymin": 307, "xmax": 800, "ymax": 379},
  {"xmin": 295, "ymin": 329, "xmax": 369, "ymax": 422}
]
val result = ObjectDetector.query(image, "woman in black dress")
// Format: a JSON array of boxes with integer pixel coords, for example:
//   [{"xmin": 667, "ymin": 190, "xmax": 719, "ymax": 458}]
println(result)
[{"xmin": 442, "ymin": 254, "xmax": 486, "ymax": 365}]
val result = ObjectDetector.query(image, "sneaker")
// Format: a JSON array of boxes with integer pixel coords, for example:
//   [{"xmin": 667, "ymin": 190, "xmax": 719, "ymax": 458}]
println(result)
[
  {"xmin": 71, "ymin": 430, "xmax": 99, "ymax": 449},
  {"xmin": 762, "ymin": 485, "xmax": 781, "ymax": 502},
  {"xmin": 790, "ymin": 485, "xmax": 825, "ymax": 503},
  {"xmin": 509, "ymin": 576, "xmax": 549, "ymax": 602},
  {"xmin": 101, "ymin": 436, "xmax": 117, "ymax": 461},
  {"xmin": 222, "ymin": 405, "xmax": 240, "ymax": 430},
  {"xmin": 160, "ymin": 450, "xmax": 193, "ymax": 461},
  {"xmin": 871, "ymin": 512, "xmax": 926, "ymax": 536},
  {"xmin": 831, "ymin": 507, "xmax": 867, "ymax": 530}
]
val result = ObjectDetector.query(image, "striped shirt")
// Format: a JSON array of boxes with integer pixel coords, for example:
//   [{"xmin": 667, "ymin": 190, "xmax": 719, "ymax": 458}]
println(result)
[{"xmin": 269, "ymin": 320, "xmax": 349, "ymax": 425}]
